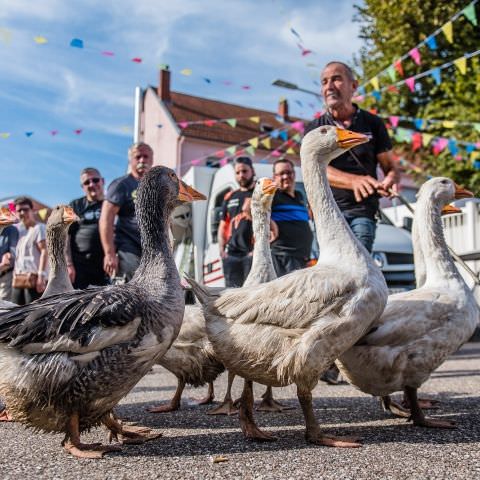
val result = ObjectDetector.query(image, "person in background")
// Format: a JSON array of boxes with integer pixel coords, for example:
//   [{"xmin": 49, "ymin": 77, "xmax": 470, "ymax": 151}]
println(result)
[
  {"xmin": 0, "ymin": 215, "xmax": 19, "ymax": 302},
  {"xmin": 218, "ymin": 157, "xmax": 256, "ymax": 287},
  {"xmin": 67, "ymin": 167, "xmax": 108, "ymax": 289},
  {"xmin": 11, "ymin": 197, "xmax": 48, "ymax": 305},
  {"xmin": 270, "ymin": 159, "xmax": 313, "ymax": 277},
  {"xmin": 99, "ymin": 142, "xmax": 153, "ymax": 282}
]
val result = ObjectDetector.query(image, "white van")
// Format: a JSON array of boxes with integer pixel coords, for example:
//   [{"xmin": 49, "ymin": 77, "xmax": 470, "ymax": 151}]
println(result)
[{"xmin": 173, "ymin": 163, "xmax": 416, "ymax": 293}]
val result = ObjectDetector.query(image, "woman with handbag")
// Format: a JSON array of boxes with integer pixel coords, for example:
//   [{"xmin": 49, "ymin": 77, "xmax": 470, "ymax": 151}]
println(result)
[{"xmin": 11, "ymin": 197, "xmax": 48, "ymax": 305}]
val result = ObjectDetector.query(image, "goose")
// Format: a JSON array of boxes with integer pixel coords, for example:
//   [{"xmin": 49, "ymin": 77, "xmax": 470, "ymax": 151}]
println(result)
[
  {"xmin": 188, "ymin": 125, "xmax": 388, "ymax": 448},
  {"xmin": 337, "ymin": 177, "xmax": 477, "ymax": 429},
  {"xmin": 148, "ymin": 178, "xmax": 279, "ymax": 414},
  {"xmin": 0, "ymin": 205, "xmax": 78, "ymax": 422},
  {"xmin": 0, "ymin": 166, "xmax": 205, "ymax": 458}
]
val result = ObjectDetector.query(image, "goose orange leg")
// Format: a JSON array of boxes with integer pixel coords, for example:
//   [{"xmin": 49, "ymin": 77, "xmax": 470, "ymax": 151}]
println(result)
[
  {"xmin": 103, "ymin": 414, "xmax": 162, "ymax": 445},
  {"xmin": 147, "ymin": 379, "xmax": 185, "ymax": 413},
  {"xmin": 402, "ymin": 390, "xmax": 440, "ymax": 410},
  {"xmin": 196, "ymin": 381, "xmax": 215, "ymax": 405},
  {"xmin": 257, "ymin": 386, "xmax": 294, "ymax": 412},
  {"xmin": 380, "ymin": 395, "xmax": 410, "ymax": 418},
  {"xmin": 239, "ymin": 379, "xmax": 276, "ymax": 441},
  {"xmin": 63, "ymin": 413, "xmax": 121, "ymax": 459},
  {"xmin": 208, "ymin": 371, "xmax": 239, "ymax": 415},
  {"xmin": 404, "ymin": 386, "xmax": 455, "ymax": 429},
  {"xmin": 0, "ymin": 407, "xmax": 13, "ymax": 422},
  {"xmin": 297, "ymin": 386, "xmax": 361, "ymax": 448}
]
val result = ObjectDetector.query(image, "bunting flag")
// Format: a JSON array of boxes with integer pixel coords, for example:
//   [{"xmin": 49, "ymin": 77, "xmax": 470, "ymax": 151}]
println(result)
[
  {"xmin": 389, "ymin": 116, "xmax": 400, "ymax": 128},
  {"xmin": 409, "ymin": 47, "xmax": 421, "ymax": 65},
  {"xmin": 248, "ymin": 137, "xmax": 259, "ymax": 148},
  {"xmin": 382, "ymin": 114, "xmax": 479, "ymax": 132},
  {"xmin": 0, "ymin": 27, "xmax": 12, "ymax": 44},
  {"xmin": 38, "ymin": 208, "xmax": 48, "ymax": 221},
  {"xmin": 422, "ymin": 133, "xmax": 434, "ymax": 147},
  {"xmin": 226, "ymin": 118, "xmax": 237, "ymax": 128},
  {"xmin": 370, "ymin": 76, "xmax": 380, "ymax": 90},
  {"xmin": 180, "ymin": 69, "xmax": 192, "ymax": 76},
  {"xmin": 442, "ymin": 21, "xmax": 453, "ymax": 43},
  {"xmin": 245, "ymin": 146, "xmax": 256, "ymax": 156},
  {"xmin": 405, "ymin": 77, "xmax": 415, "ymax": 92},
  {"xmin": 249, "ymin": 116, "xmax": 260, "ymax": 123},
  {"xmin": 454, "ymin": 56, "xmax": 467, "ymax": 74},
  {"xmin": 463, "ymin": 3, "xmax": 478, "ymax": 25},
  {"xmin": 431, "ymin": 68, "xmax": 441, "ymax": 85},
  {"xmin": 443, "ymin": 121, "xmax": 457, "ymax": 128},
  {"xmin": 425, "ymin": 35, "xmax": 438, "ymax": 50},
  {"xmin": 0, "ymin": 133, "xmax": 10, "ymax": 139},
  {"xmin": 33, "ymin": 36, "xmax": 48, "ymax": 44},
  {"xmin": 394, "ymin": 59, "xmax": 404, "ymax": 77},
  {"xmin": 70, "ymin": 38, "xmax": 84, "ymax": 48},
  {"xmin": 387, "ymin": 65, "xmax": 396, "ymax": 82}
]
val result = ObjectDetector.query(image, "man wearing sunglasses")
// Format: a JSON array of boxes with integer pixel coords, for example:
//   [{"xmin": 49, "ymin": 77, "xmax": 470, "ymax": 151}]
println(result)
[{"xmin": 67, "ymin": 167, "xmax": 108, "ymax": 289}]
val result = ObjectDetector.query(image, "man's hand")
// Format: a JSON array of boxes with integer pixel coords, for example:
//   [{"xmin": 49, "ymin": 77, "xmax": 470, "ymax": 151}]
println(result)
[
  {"xmin": 67, "ymin": 264, "xmax": 76, "ymax": 283},
  {"xmin": 269, "ymin": 220, "xmax": 279, "ymax": 243},
  {"xmin": 377, "ymin": 172, "xmax": 398, "ymax": 198},
  {"xmin": 104, "ymin": 252, "xmax": 118, "ymax": 277},
  {"xmin": 0, "ymin": 253, "xmax": 11, "ymax": 273},
  {"xmin": 351, "ymin": 175, "xmax": 381, "ymax": 202},
  {"xmin": 36, "ymin": 275, "xmax": 47, "ymax": 294}
]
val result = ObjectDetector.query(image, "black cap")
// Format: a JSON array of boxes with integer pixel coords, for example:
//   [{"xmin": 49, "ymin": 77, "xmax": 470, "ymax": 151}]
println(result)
[{"xmin": 233, "ymin": 156, "xmax": 253, "ymax": 168}]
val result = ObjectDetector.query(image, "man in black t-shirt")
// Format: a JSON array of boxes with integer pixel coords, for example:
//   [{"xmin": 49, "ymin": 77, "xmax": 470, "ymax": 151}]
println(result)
[
  {"xmin": 305, "ymin": 61, "xmax": 399, "ymax": 253},
  {"xmin": 99, "ymin": 142, "xmax": 153, "ymax": 282},
  {"xmin": 219, "ymin": 157, "xmax": 255, "ymax": 287},
  {"xmin": 271, "ymin": 159, "xmax": 313, "ymax": 276},
  {"xmin": 67, "ymin": 167, "xmax": 108, "ymax": 289}
]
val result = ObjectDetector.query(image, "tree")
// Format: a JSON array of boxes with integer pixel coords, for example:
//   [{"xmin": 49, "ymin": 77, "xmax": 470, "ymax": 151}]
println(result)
[{"xmin": 353, "ymin": 0, "xmax": 480, "ymax": 191}]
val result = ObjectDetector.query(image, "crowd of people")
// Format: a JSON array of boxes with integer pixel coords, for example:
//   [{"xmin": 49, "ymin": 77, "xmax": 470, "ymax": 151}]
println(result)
[{"xmin": 0, "ymin": 61, "xmax": 398, "ymax": 312}]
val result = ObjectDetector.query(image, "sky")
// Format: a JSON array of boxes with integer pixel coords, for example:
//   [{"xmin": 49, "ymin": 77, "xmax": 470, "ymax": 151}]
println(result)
[{"xmin": 0, "ymin": 0, "xmax": 363, "ymax": 206}]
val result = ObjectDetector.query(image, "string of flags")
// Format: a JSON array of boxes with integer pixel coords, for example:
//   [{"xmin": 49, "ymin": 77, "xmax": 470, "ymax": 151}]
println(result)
[
  {"xmin": 0, "ymin": 129, "xmax": 84, "ymax": 139},
  {"xmin": 382, "ymin": 114, "xmax": 480, "ymax": 132},
  {"xmin": 176, "ymin": 115, "xmax": 264, "ymax": 129},
  {"xmin": 355, "ymin": 48, "xmax": 480, "ymax": 102},
  {"xmin": 359, "ymin": 0, "xmax": 479, "ymax": 92}
]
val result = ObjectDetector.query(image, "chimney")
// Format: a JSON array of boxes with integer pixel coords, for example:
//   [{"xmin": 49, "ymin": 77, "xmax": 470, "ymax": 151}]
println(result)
[
  {"xmin": 158, "ymin": 66, "xmax": 171, "ymax": 102},
  {"xmin": 278, "ymin": 98, "xmax": 289, "ymax": 120}
]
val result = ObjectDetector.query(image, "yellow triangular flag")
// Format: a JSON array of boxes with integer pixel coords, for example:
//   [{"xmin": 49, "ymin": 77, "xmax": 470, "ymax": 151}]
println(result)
[
  {"xmin": 442, "ymin": 21, "xmax": 453, "ymax": 43},
  {"xmin": 0, "ymin": 28, "xmax": 12, "ymax": 44},
  {"xmin": 370, "ymin": 76, "xmax": 380, "ymax": 91},
  {"xmin": 33, "ymin": 36, "xmax": 48, "ymax": 44},
  {"xmin": 180, "ymin": 68, "xmax": 192, "ymax": 76},
  {"xmin": 454, "ymin": 57, "xmax": 467, "ymax": 75},
  {"xmin": 286, "ymin": 147, "xmax": 296, "ymax": 155},
  {"xmin": 471, "ymin": 151, "xmax": 480, "ymax": 162},
  {"xmin": 38, "ymin": 208, "xmax": 48, "ymax": 221},
  {"xmin": 249, "ymin": 116, "xmax": 260, "ymax": 123},
  {"xmin": 261, "ymin": 137, "xmax": 271, "ymax": 149},
  {"xmin": 248, "ymin": 137, "xmax": 259, "ymax": 148},
  {"xmin": 0, "ymin": 133, "xmax": 10, "ymax": 139},
  {"xmin": 442, "ymin": 121, "xmax": 456, "ymax": 128},
  {"xmin": 422, "ymin": 133, "xmax": 433, "ymax": 147}
]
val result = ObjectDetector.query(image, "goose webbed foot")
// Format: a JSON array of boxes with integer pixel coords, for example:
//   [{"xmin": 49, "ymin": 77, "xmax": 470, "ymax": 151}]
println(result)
[
  {"xmin": 195, "ymin": 382, "xmax": 215, "ymax": 405},
  {"xmin": 147, "ymin": 379, "xmax": 184, "ymax": 413},
  {"xmin": 239, "ymin": 380, "xmax": 276, "ymax": 441},
  {"xmin": 380, "ymin": 395, "xmax": 410, "ymax": 418},
  {"xmin": 297, "ymin": 386, "xmax": 361, "ymax": 449},
  {"xmin": 0, "ymin": 408, "xmax": 13, "ymax": 422},
  {"xmin": 256, "ymin": 386, "xmax": 294, "ymax": 412},
  {"xmin": 404, "ymin": 386, "xmax": 455, "ymax": 430},
  {"xmin": 402, "ymin": 395, "xmax": 440, "ymax": 410},
  {"xmin": 207, "ymin": 399, "xmax": 239, "ymax": 415},
  {"xmin": 104, "ymin": 415, "xmax": 162, "ymax": 445}
]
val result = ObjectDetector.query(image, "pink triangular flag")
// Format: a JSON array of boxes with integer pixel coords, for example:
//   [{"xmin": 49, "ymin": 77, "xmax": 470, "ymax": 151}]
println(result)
[
  {"xmin": 271, "ymin": 150, "xmax": 281, "ymax": 158},
  {"xmin": 436, "ymin": 138, "xmax": 449, "ymax": 152},
  {"xmin": 409, "ymin": 47, "xmax": 421, "ymax": 66},
  {"xmin": 74, "ymin": 129, "xmax": 83, "ymax": 135},
  {"xmin": 204, "ymin": 120, "xmax": 216, "ymax": 127},
  {"xmin": 178, "ymin": 122, "xmax": 189, "ymax": 129},
  {"xmin": 220, "ymin": 158, "xmax": 228, "ymax": 166},
  {"xmin": 131, "ymin": 57, "xmax": 142, "ymax": 63},
  {"xmin": 290, "ymin": 120, "xmax": 305, "ymax": 132},
  {"xmin": 101, "ymin": 51, "xmax": 115, "ymax": 56},
  {"xmin": 389, "ymin": 116, "xmax": 400, "ymax": 128},
  {"xmin": 241, "ymin": 85, "xmax": 251, "ymax": 90},
  {"xmin": 405, "ymin": 77, "xmax": 415, "ymax": 92},
  {"xmin": 191, "ymin": 159, "xmax": 201, "ymax": 166},
  {"xmin": 215, "ymin": 150, "xmax": 225, "ymax": 158},
  {"xmin": 50, "ymin": 130, "xmax": 58, "ymax": 136}
]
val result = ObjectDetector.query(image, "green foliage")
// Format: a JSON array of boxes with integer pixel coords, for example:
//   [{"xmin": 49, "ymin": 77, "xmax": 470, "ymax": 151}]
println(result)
[{"xmin": 353, "ymin": 0, "xmax": 480, "ymax": 192}]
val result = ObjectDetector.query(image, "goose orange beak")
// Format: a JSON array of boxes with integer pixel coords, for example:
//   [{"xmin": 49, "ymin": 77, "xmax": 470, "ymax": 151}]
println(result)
[
  {"xmin": 62, "ymin": 206, "xmax": 80, "ymax": 224},
  {"xmin": 336, "ymin": 127, "xmax": 369, "ymax": 149},
  {"xmin": 0, "ymin": 207, "xmax": 19, "ymax": 226},
  {"xmin": 262, "ymin": 178, "xmax": 278, "ymax": 196},
  {"xmin": 178, "ymin": 180, "xmax": 207, "ymax": 202},
  {"xmin": 454, "ymin": 183, "xmax": 474, "ymax": 199},
  {"xmin": 441, "ymin": 204, "xmax": 462, "ymax": 215}
]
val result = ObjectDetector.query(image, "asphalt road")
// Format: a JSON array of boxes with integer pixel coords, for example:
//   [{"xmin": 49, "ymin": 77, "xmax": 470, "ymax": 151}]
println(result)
[{"xmin": 1, "ymin": 343, "xmax": 479, "ymax": 480}]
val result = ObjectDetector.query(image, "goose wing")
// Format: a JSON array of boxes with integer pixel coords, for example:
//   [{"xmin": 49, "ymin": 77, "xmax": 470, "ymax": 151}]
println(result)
[
  {"xmin": 209, "ymin": 265, "xmax": 357, "ymax": 329},
  {"xmin": 0, "ymin": 284, "xmax": 145, "ymax": 355}
]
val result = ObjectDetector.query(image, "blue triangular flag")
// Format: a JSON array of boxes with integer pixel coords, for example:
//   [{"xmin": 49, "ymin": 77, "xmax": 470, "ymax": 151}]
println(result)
[
  {"xmin": 431, "ymin": 68, "xmax": 441, "ymax": 85},
  {"xmin": 448, "ymin": 139, "xmax": 458, "ymax": 155},
  {"xmin": 270, "ymin": 129, "xmax": 280, "ymax": 139},
  {"xmin": 295, "ymin": 100, "xmax": 303, "ymax": 107},
  {"xmin": 413, "ymin": 118, "xmax": 424, "ymax": 130},
  {"xmin": 25, "ymin": 131, "xmax": 34, "ymax": 137},
  {"xmin": 358, "ymin": 86, "xmax": 366, "ymax": 96},
  {"xmin": 279, "ymin": 131, "xmax": 288, "ymax": 141},
  {"xmin": 275, "ymin": 114, "xmax": 285, "ymax": 123},
  {"xmin": 371, "ymin": 90, "xmax": 381, "ymax": 101},
  {"xmin": 70, "ymin": 38, "xmax": 84, "ymax": 48},
  {"xmin": 425, "ymin": 35, "xmax": 437, "ymax": 50},
  {"xmin": 203, "ymin": 78, "xmax": 211, "ymax": 83},
  {"xmin": 466, "ymin": 144, "xmax": 476, "ymax": 154},
  {"xmin": 474, "ymin": 160, "xmax": 480, "ymax": 170}
]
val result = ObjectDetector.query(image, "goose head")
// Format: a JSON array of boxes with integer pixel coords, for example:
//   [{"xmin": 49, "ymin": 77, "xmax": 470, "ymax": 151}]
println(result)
[
  {"xmin": 0, "ymin": 207, "xmax": 19, "ymax": 229},
  {"xmin": 300, "ymin": 125, "xmax": 369, "ymax": 165},
  {"xmin": 417, "ymin": 177, "xmax": 473, "ymax": 211},
  {"xmin": 47, "ymin": 205, "xmax": 79, "ymax": 235},
  {"xmin": 252, "ymin": 177, "xmax": 277, "ymax": 213}
]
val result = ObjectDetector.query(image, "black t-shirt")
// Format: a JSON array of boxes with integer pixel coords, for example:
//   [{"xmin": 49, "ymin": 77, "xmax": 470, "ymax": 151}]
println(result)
[
  {"xmin": 69, "ymin": 197, "xmax": 104, "ymax": 262},
  {"xmin": 221, "ymin": 188, "xmax": 254, "ymax": 256},
  {"xmin": 270, "ymin": 190, "xmax": 313, "ymax": 259},
  {"xmin": 305, "ymin": 106, "xmax": 392, "ymax": 219},
  {"xmin": 106, "ymin": 174, "xmax": 141, "ymax": 256}
]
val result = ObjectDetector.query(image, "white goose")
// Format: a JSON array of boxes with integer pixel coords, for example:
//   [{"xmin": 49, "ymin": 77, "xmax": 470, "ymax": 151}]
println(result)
[
  {"xmin": 148, "ymin": 178, "xmax": 278, "ymax": 414},
  {"xmin": 189, "ymin": 125, "xmax": 388, "ymax": 448},
  {"xmin": 337, "ymin": 177, "xmax": 478, "ymax": 428}
]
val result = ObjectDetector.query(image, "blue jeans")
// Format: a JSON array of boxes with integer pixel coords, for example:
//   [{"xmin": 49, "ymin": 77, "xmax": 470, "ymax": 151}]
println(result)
[{"xmin": 344, "ymin": 216, "xmax": 376, "ymax": 253}]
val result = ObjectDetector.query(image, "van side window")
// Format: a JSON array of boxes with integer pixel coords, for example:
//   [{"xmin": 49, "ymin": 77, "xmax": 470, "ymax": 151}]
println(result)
[{"xmin": 211, "ymin": 187, "xmax": 232, "ymax": 243}]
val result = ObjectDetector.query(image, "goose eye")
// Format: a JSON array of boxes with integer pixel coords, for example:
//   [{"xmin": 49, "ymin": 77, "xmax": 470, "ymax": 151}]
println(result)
[
  {"xmin": 441, "ymin": 179, "xmax": 449, "ymax": 185},
  {"xmin": 320, "ymin": 127, "xmax": 328, "ymax": 134},
  {"xmin": 169, "ymin": 172, "xmax": 177, "ymax": 180}
]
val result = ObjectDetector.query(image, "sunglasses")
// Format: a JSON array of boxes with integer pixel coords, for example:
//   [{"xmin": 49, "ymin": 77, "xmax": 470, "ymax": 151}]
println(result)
[
  {"xmin": 82, "ymin": 177, "xmax": 101, "ymax": 186},
  {"xmin": 16, "ymin": 207, "xmax": 31, "ymax": 213}
]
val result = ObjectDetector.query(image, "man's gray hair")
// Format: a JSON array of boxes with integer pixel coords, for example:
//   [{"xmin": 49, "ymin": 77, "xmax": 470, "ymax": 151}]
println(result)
[
  {"xmin": 80, "ymin": 167, "xmax": 101, "ymax": 177},
  {"xmin": 323, "ymin": 61, "xmax": 356, "ymax": 81},
  {"xmin": 128, "ymin": 142, "xmax": 153, "ymax": 157}
]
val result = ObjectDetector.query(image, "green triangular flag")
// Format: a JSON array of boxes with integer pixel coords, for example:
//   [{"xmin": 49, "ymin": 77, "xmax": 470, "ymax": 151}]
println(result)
[
  {"xmin": 463, "ymin": 3, "xmax": 478, "ymax": 26},
  {"xmin": 474, "ymin": 123, "xmax": 480, "ymax": 133},
  {"xmin": 226, "ymin": 146, "xmax": 237, "ymax": 155},
  {"xmin": 226, "ymin": 118, "xmax": 237, "ymax": 128},
  {"xmin": 387, "ymin": 65, "xmax": 396, "ymax": 82},
  {"xmin": 245, "ymin": 145, "xmax": 255, "ymax": 156}
]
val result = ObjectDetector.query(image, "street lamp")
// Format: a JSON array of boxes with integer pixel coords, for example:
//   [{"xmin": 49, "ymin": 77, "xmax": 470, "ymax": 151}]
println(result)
[{"xmin": 272, "ymin": 79, "xmax": 322, "ymax": 99}]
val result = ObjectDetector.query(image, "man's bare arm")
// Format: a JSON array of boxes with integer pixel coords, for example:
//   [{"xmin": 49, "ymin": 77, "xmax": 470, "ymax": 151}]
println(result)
[
  {"xmin": 377, "ymin": 150, "xmax": 400, "ymax": 196},
  {"xmin": 218, "ymin": 219, "xmax": 228, "ymax": 258},
  {"xmin": 99, "ymin": 200, "xmax": 120, "ymax": 276},
  {"xmin": 327, "ymin": 165, "xmax": 381, "ymax": 202}
]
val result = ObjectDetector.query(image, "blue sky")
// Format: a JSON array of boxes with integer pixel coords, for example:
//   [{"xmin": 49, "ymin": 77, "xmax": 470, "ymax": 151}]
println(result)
[{"xmin": 0, "ymin": 0, "xmax": 362, "ymax": 206}]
